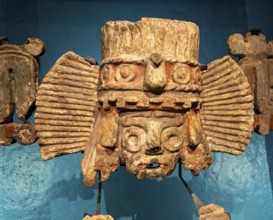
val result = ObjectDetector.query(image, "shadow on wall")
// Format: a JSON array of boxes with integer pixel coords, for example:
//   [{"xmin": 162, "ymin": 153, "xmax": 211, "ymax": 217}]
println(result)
[
  {"xmin": 265, "ymin": 132, "xmax": 273, "ymax": 198},
  {"xmin": 47, "ymin": 175, "xmax": 95, "ymax": 202},
  {"xmin": 45, "ymin": 174, "xmax": 96, "ymax": 220},
  {"xmin": 44, "ymin": 153, "xmax": 97, "ymax": 220},
  {"xmin": 103, "ymin": 167, "xmax": 198, "ymax": 220},
  {"xmin": 0, "ymin": 145, "xmax": 95, "ymax": 220}
]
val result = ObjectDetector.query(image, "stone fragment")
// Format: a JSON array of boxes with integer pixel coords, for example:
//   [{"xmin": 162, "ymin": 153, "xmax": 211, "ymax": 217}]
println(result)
[
  {"xmin": 0, "ymin": 122, "xmax": 36, "ymax": 145},
  {"xmin": 21, "ymin": 38, "xmax": 45, "ymax": 57},
  {"xmin": 83, "ymin": 214, "xmax": 114, "ymax": 220},
  {"xmin": 228, "ymin": 30, "xmax": 273, "ymax": 134},
  {"xmin": 0, "ymin": 38, "xmax": 45, "ymax": 122},
  {"xmin": 0, "ymin": 37, "xmax": 44, "ymax": 145},
  {"xmin": 198, "ymin": 204, "xmax": 231, "ymax": 220}
]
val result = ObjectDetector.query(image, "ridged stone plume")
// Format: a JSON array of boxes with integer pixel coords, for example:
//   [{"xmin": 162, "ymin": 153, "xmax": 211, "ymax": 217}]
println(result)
[
  {"xmin": 35, "ymin": 52, "xmax": 99, "ymax": 160},
  {"xmin": 200, "ymin": 56, "xmax": 254, "ymax": 155}
]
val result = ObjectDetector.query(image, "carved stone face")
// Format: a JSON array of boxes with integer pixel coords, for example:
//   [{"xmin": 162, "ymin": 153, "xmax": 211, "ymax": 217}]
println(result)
[
  {"xmin": 34, "ymin": 18, "xmax": 254, "ymax": 189},
  {"xmin": 119, "ymin": 111, "xmax": 188, "ymax": 179}
]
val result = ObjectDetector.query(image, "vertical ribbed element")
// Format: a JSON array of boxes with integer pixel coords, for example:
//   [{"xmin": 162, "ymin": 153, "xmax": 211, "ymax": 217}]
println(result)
[
  {"xmin": 0, "ymin": 46, "xmax": 39, "ymax": 122},
  {"xmin": 200, "ymin": 56, "xmax": 254, "ymax": 155},
  {"xmin": 35, "ymin": 52, "xmax": 99, "ymax": 160},
  {"xmin": 101, "ymin": 18, "xmax": 199, "ymax": 64}
]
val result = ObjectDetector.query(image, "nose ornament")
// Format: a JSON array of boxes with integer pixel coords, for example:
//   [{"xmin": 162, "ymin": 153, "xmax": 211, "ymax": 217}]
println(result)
[{"xmin": 144, "ymin": 53, "xmax": 167, "ymax": 91}]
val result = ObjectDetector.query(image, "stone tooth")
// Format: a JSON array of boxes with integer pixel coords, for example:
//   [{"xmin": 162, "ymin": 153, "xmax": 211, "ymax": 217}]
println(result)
[
  {"xmin": 116, "ymin": 98, "xmax": 126, "ymax": 108},
  {"xmin": 149, "ymin": 98, "xmax": 164, "ymax": 104},
  {"xmin": 103, "ymin": 104, "xmax": 110, "ymax": 109},
  {"xmin": 98, "ymin": 98, "xmax": 104, "ymax": 107},
  {"xmin": 136, "ymin": 98, "xmax": 149, "ymax": 108},
  {"xmin": 162, "ymin": 99, "xmax": 175, "ymax": 108},
  {"xmin": 101, "ymin": 98, "xmax": 110, "ymax": 109},
  {"xmin": 126, "ymin": 96, "xmax": 139, "ymax": 104},
  {"xmin": 183, "ymin": 101, "xmax": 192, "ymax": 109},
  {"xmin": 174, "ymin": 98, "xmax": 184, "ymax": 104},
  {"xmin": 108, "ymin": 96, "xmax": 117, "ymax": 102},
  {"xmin": 108, "ymin": 96, "xmax": 117, "ymax": 106}
]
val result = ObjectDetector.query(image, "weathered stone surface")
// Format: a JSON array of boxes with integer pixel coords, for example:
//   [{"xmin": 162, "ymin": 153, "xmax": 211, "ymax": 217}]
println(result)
[
  {"xmin": 0, "ymin": 38, "xmax": 44, "ymax": 145},
  {"xmin": 0, "ymin": 124, "xmax": 13, "ymax": 145},
  {"xmin": 82, "ymin": 109, "xmax": 120, "ymax": 187},
  {"xmin": 83, "ymin": 214, "xmax": 114, "ymax": 220},
  {"xmin": 35, "ymin": 51, "xmax": 99, "ymax": 160},
  {"xmin": 101, "ymin": 18, "xmax": 200, "ymax": 65},
  {"xmin": 0, "ymin": 38, "xmax": 45, "ymax": 123},
  {"xmin": 198, "ymin": 204, "xmax": 230, "ymax": 220},
  {"xmin": 228, "ymin": 30, "xmax": 273, "ymax": 135},
  {"xmin": 21, "ymin": 38, "xmax": 46, "ymax": 57},
  {"xmin": 200, "ymin": 56, "xmax": 253, "ymax": 155},
  {"xmin": 35, "ymin": 18, "xmax": 253, "ymax": 192},
  {"xmin": 118, "ymin": 110, "xmax": 211, "ymax": 179},
  {"xmin": 0, "ymin": 122, "xmax": 36, "ymax": 145}
]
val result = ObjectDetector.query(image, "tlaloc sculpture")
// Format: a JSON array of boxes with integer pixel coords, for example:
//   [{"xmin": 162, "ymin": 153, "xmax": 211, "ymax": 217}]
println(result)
[
  {"xmin": 35, "ymin": 18, "xmax": 253, "ymax": 219},
  {"xmin": 0, "ymin": 37, "xmax": 45, "ymax": 145},
  {"xmin": 228, "ymin": 30, "xmax": 273, "ymax": 135}
]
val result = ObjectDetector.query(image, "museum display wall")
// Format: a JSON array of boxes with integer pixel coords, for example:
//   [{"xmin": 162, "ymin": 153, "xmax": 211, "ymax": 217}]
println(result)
[{"xmin": 1, "ymin": 0, "xmax": 273, "ymax": 219}]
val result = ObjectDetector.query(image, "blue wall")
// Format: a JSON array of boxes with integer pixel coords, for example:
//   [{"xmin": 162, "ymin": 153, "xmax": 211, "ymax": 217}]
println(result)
[{"xmin": 1, "ymin": 0, "xmax": 273, "ymax": 219}]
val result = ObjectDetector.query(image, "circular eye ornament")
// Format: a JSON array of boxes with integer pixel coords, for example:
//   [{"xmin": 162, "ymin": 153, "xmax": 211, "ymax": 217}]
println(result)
[
  {"xmin": 161, "ymin": 127, "xmax": 183, "ymax": 152},
  {"xmin": 100, "ymin": 65, "xmax": 110, "ymax": 83},
  {"xmin": 122, "ymin": 127, "xmax": 146, "ymax": 152},
  {"xmin": 115, "ymin": 64, "xmax": 136, "ymax": 82},
  {"xmin": 193, "ymin": 66, "xmax": 201, "ymax": 84},
  {"xmin": 173, "ymin": 64, "xmax": 190, "ymax": 84}
]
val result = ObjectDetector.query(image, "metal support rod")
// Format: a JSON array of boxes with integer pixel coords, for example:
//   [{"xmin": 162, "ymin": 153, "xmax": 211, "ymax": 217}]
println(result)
[
  {"xmin": 178, "ymin": 162, "xmax": 193, "ymax": 194},
  {"xmin": 178, "ymin": 162, "xmax": 232, "ymax": 219},
  {"xmin": 178, "ymin": 162, "xmax": 204, "ymax": 210},
  {"xmin": 96, "ymin": 171, "xmax": 102, "ymax": 215}
]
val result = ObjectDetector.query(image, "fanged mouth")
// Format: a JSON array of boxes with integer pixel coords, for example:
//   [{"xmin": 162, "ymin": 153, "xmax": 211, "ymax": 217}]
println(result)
[{"xmin": 146, "ymin": 163, "xmax": 161, "ymax": 169}]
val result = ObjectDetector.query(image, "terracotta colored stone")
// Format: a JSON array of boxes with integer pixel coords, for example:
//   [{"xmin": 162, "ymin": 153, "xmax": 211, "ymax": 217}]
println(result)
[{"xmin": 0, "ymin": 122, "xmax": 36, "ymax": 145}]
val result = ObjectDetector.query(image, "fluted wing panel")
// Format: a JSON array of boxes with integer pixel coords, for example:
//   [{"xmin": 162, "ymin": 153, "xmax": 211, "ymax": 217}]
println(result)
[
  {"xmin": 200, "ymin": 56, "xmax": 253, "ymax": 155},
  {"xmin": 35, "ymin": 52, "xmax": 99, "ymax": 160}
]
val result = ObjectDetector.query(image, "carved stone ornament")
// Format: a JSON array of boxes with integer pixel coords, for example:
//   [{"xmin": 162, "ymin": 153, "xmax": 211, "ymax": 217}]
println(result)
[
  {"xmin": 228, "ymin": 30, "xmax": 273, "ymax": 135},
  {"xmin": 35, "ymin": 18, "xmax": 253, "ymax": 188},
  {"xmin": 198, "ymin": 204, "xmax": 231, "ymax": 220},
  {"xmin": 0, "ymin": 122, "xmax": 36, "ymax": 145},
  {"xmin": 0, "ymin": 37, "xmax": 45, "ymax": 145},
  {"xmin": 83, "ymin": 214, "xmax": 114, "ymax": 220}
]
